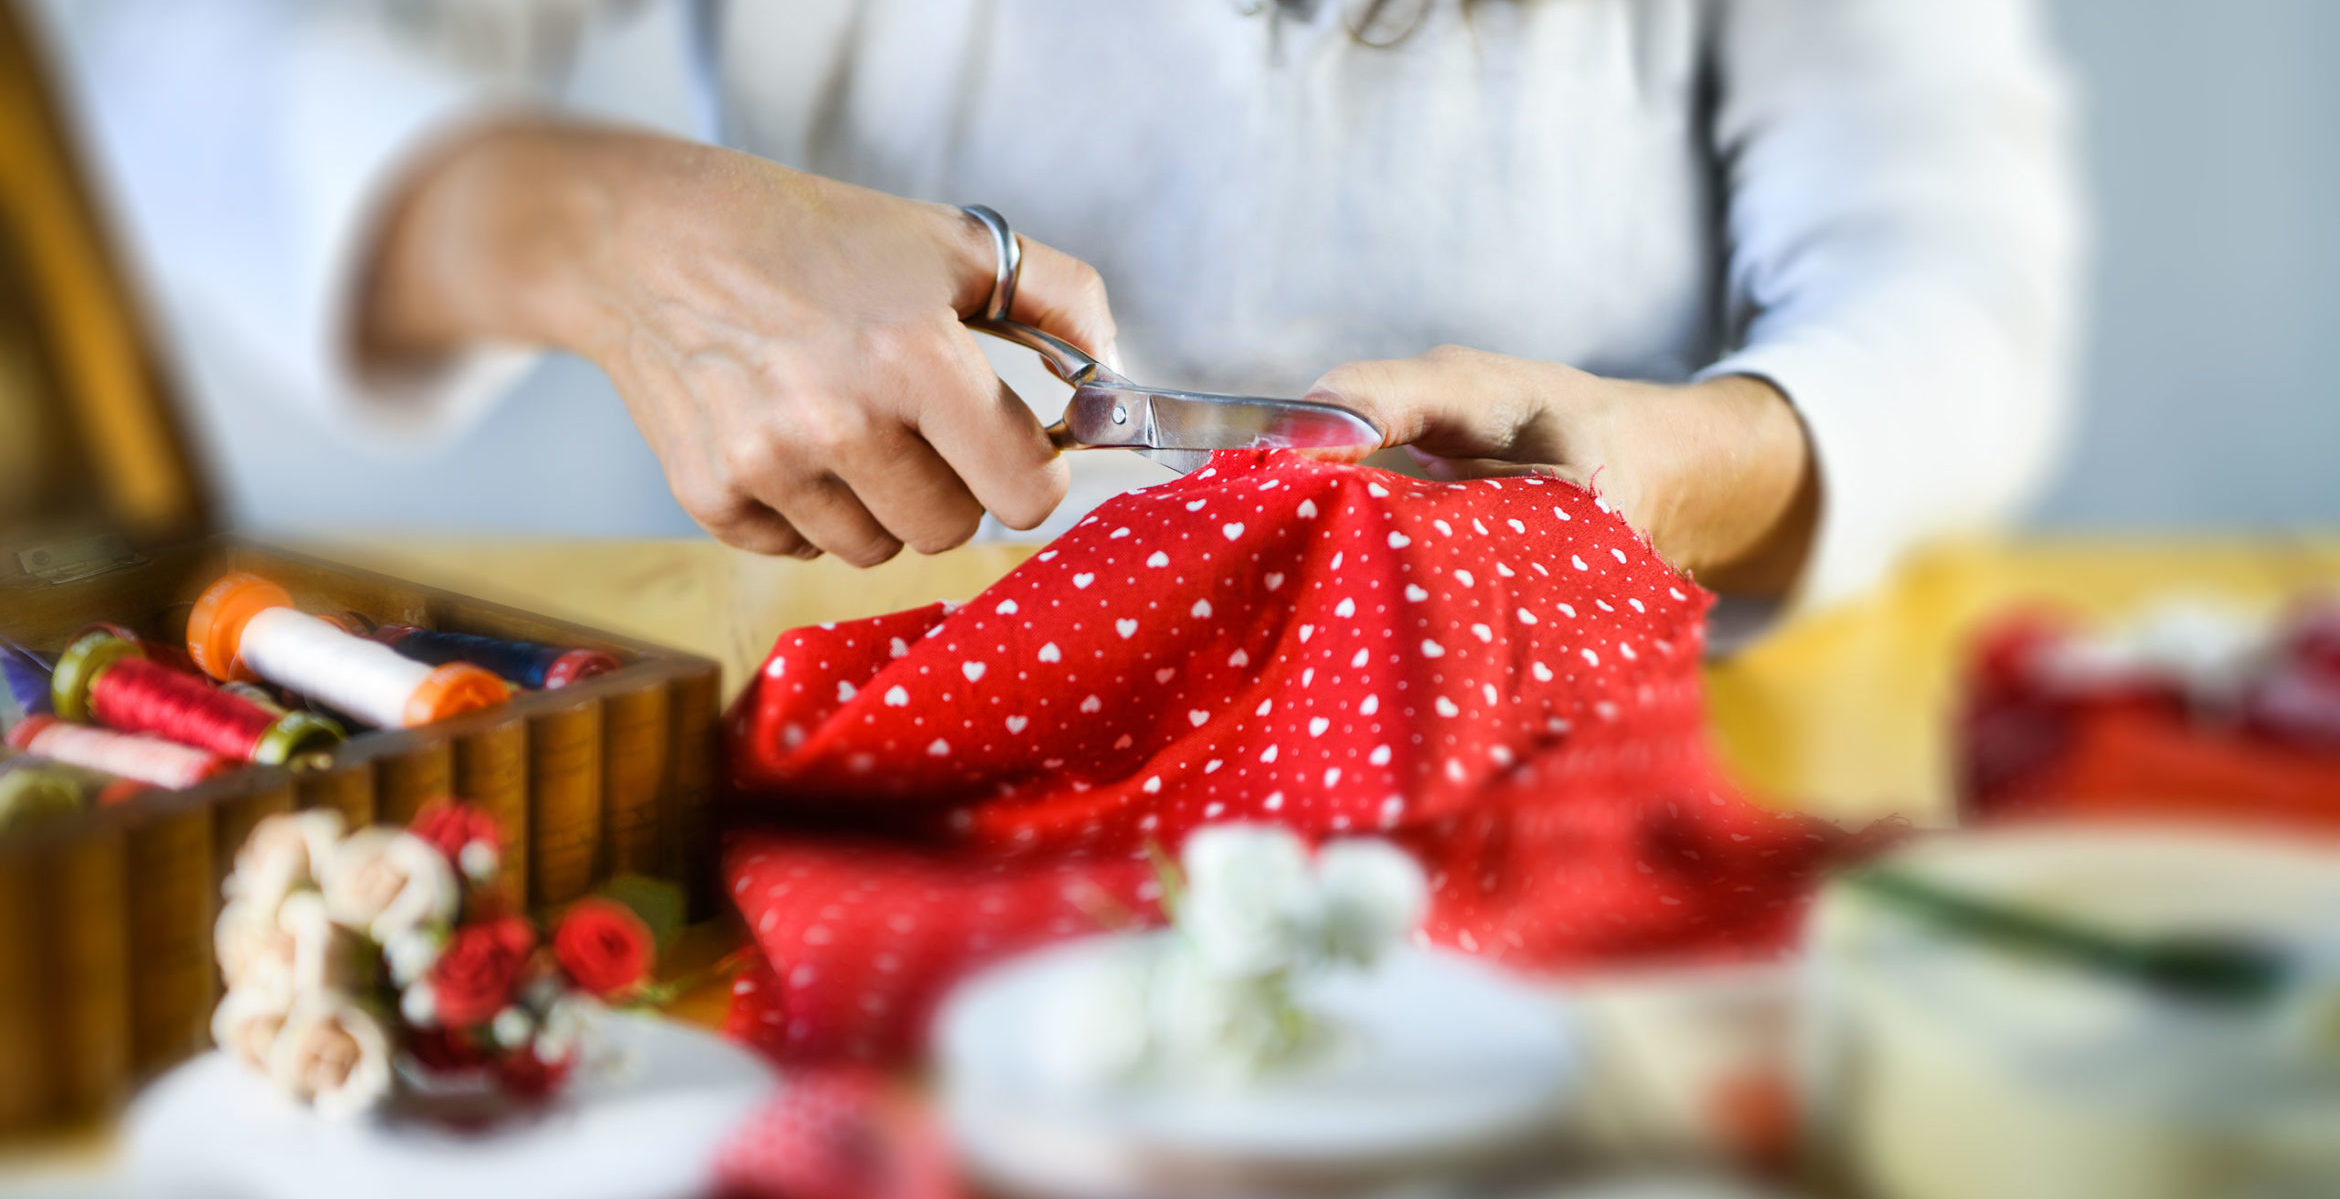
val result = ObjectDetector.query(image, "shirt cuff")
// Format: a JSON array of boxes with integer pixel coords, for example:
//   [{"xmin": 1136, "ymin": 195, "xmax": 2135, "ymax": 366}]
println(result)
[
  {"xmin": 1695, "ymin": 336, "xmax": 1918, "ymax": 614},
  {"xmin": 283, "ymin": 16, "xmax": 543, "ymax": 443}
]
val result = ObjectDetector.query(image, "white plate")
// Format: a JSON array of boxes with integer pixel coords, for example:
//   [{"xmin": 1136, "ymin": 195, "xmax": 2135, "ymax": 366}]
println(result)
[
  {"xmin": 937, "ymin": 937, "xmax": 1582, "ymax": 1198},
  {"xmin": 123, "ymin": 1012, "xmax": 776, "ymax": 1199}
]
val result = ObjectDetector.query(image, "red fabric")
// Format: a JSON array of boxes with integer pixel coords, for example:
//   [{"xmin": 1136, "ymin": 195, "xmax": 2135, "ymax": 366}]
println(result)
[
  {"xmin": 722, "ymin": 450, "xmax": 1843, "ymax": 1062},
  {"xmin": 712, "ymin": 1067, "xmax": 960, "ymax": 1199}
]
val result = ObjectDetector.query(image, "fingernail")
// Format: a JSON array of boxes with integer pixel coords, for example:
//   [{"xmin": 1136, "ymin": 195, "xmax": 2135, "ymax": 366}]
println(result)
[{"xmin": 1101, "ymin": 341, "xmax": 1126, "ymax": 375}]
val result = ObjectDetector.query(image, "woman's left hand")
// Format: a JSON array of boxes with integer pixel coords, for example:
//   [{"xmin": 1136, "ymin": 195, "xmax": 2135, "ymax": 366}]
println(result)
[{"xmin": 1307, "ymin": 347, "xmax": 1819, "ymax": 595}]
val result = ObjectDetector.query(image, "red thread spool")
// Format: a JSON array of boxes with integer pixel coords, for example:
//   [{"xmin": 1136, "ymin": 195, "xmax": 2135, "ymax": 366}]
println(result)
[
  {"xmin": 51, "ymin": 629, "xmax": 344, "ymax": 765},
  {"xmin": 7, "ymin": 715, "xmax": 229, "ymax": 790}
]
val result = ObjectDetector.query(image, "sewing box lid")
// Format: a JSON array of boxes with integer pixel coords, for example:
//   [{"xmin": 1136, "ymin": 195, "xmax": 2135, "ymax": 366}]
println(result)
[{"xmin": 0, "ymin": 1, "xmax": 212, "ymax": 584}]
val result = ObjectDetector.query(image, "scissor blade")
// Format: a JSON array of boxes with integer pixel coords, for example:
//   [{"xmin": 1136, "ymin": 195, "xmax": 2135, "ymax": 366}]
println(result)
[
  {"xmin": 1134, "ymin": 447, "xmax": 1214, "ymax": 473},
  {"xmin": 1056, "ymin": 384, "xmax": 1383, "ymax": 474},
  {"xmin": 1145, "ymin": 389, "xmax": 1384, "ymax": 455}
]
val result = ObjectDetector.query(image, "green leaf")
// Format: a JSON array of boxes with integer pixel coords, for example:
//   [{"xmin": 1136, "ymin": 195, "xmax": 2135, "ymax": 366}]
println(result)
[{"xmin": 596, "ymin": 874, "xmax": 687, "ymax": 951}]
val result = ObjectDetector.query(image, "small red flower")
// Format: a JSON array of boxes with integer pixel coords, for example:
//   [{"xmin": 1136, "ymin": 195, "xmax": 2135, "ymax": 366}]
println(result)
[
  {"xmin": 430, "ymin": 917, "xmax": 536, "ymax": 1028},
  {"xmin": 554, "ymin": 898, "xmax": 656, "ymax": 999},
  {"xmin": 406, "ymin": 1026, "xmax": 489, "ymax": 1075},
  {"xmin": 409, "ymin": 800, "xmax": 503, "ymax": 878}
]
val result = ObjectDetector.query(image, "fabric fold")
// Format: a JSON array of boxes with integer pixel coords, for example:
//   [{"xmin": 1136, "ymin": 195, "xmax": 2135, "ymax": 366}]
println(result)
[{"xmin": 721, "ymin": 450, "xmax": 1847, "ymax": 1062}]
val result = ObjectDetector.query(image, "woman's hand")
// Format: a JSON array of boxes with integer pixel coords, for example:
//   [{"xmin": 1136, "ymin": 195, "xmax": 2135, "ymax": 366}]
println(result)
[
  {"xmin": 1308, "ymin": 347, "xmax": 1819, "ymax": 594},
  {"xmin": 361, "ymin": 121, "xmax": 1116, "ymax": 563}
]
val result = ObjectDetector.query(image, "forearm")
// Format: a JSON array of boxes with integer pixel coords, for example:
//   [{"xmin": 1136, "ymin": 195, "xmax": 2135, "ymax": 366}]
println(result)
[{"xmin": 359, "ymin": 120, "xmax": 685, "ymax": 365}]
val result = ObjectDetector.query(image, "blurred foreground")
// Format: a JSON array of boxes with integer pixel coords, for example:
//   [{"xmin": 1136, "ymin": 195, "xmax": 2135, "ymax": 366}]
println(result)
[{"xmin": 3, "ymin": 533, "xmax": 2329, "ymax": 1197}]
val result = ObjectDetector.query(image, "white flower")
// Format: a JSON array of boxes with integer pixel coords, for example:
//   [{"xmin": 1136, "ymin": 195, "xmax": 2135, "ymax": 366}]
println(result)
[
  {"xmin": 225, "ymin": 810, "xmax": 344, "ymax": 910},
  {"xmin": 458, "ymin": 841, "xmax": 499, "ymax": 883},
  {"xmin": 215, "ymin": 899, "xmax": 297, "ymax": 1006},
  {"xmin": 279, "ymin": 890, "xmax": 360, "ymax": 997},
  {"xmin": 1313, "ymin": 839, "xmax": 1429, "ymax": 968},
  {"xmin": 211, "ymin": 986, "xmax": 291, "ymax": 1074},
  {"xmin": 323, "ymin": 828, "xmax": 459, "ymax": 943},
  {"xmin": 1178, "ymin": 824, "xmax": 1319, "ymax": 979},
  {"xmin": 401, "ymin": 982, "xmax": 439, "ymax": 1028},
  {"xmin": 1147, "ymin": 947, "xmax": 1296, "ymax": 1085},
  {"xmin": 382, "ymin": 928, "xmax": 445, "ymax": 987},
  {"xmin": 268, "ymin": 996, "xmax": 393, "ymax": 1118},
  {"xmin": 491, "ymin": 1007, "xmax": 536, "ymax": 1049},
  {"xmin": 534, "ymin": 996, "xmax": 600, "ymax": 1065}
]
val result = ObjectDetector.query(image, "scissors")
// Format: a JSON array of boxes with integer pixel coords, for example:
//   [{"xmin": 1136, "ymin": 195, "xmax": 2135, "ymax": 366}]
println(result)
[{"xmin": 960, "ymin": 206, "xmax": 1385, "ymax": 474}]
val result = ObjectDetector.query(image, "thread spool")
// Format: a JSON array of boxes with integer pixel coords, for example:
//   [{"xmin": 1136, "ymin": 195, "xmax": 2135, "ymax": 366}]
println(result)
[
  {"xmin": 6, "ymin": 716, "xmax": 229, "ymax": 790},
  {"xmin": 370, "ymin": 624, "xmax": 618, "ymax": 691},
  {"xmin": 50, "ymin": 630, "xmax": 343, "ymax": 766},
  {"xmin": 221, "ymin": 682, "xmax": 288, "ymax": 714},
  {"xmin": 185, "ymin": 574, "xmax": 509, "ymax": 729},
  {"xmin": 0, "ymin": 754, "xmax": 140, "ymax": 819},
  {"xmin": 2, "ymin": 641, "xmax": 52, "ymax": 718},
  {"xmin": 0, "ymin": 760, "xmax": 80, "ymax": 825}
]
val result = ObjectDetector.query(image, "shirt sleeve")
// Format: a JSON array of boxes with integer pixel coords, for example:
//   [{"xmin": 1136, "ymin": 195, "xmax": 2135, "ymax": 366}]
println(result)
[
  {"xmin": 31, "ymin": 0, "xmax": 554, "ymax": 443},
  {"xmin": 1697, "ymin": 0, "xmax": 2087, "ymax": 609}
]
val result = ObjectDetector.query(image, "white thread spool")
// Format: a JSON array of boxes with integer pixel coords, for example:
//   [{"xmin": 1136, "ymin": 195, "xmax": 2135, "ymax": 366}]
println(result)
[{"xmin": 186, "ymin": 574, "xmax": 508, "ymax": 729}]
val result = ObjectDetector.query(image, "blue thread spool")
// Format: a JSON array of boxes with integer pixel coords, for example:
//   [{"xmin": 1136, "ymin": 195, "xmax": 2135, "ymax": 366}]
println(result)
[{"xmin": 370, "ymin": 625, "xmax": 618, "ymax": 691}]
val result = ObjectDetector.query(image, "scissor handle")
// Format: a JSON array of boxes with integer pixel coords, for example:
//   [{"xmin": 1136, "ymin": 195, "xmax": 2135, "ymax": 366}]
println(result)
[{"xmin": 964, "ymin": 316, "xmax": 1108, "ymax": 388}]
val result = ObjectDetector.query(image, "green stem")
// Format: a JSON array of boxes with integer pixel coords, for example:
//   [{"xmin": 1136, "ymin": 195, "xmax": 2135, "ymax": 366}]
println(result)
[{"xmin": 1845, "ymin": 868, "xmax": 2290, "ymax": 1008}]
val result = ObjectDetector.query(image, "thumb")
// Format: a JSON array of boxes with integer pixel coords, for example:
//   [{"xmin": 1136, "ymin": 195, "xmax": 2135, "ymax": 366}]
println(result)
[
  {"xmin": 1305, "ymin": 346, "xmax": 1539, "ymax": 460},
  {"xmin": 1008, "ymin": 237, "xmax": 1122, "ymax": 374}
]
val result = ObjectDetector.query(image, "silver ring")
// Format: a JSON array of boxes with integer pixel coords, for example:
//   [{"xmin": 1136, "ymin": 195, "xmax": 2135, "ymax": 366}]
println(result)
[{"xmin": 959, "ymin": 204, "xmax": 1020, "ymax": 321}]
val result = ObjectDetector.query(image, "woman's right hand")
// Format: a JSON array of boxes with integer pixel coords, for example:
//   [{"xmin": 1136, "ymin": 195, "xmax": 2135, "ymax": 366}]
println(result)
[{"xmin": 361, "ymin": 121, "xmax": 1118, "ymax": 563}]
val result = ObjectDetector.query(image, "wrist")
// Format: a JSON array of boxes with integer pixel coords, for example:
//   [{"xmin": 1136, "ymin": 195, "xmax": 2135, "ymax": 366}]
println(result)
[{"xmin": 1645, "ymin": 374, "xmax": 1817, "ymax": 595}]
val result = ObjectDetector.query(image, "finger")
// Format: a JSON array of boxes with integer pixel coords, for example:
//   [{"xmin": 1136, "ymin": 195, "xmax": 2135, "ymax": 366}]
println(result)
[
  {"xmin": 1403, "ymin": 445, "xmax": 1576, "ymax": 484},
  {"xmin": 711, "ymin": 507, "xmax": 823, "ymax": 559},
  {"xmin": 834, "ymin": 428, "xmax": 987, "ymax": 555},
  {"xmin": 760, "ymin": 472, "xmax": 905, "ymax": 567},
  {"xmin": 1306, "ymin": 346, "xmax": 1542, "ymax": 461},
  {"xmin": 912, "ymin": 337, "xmax": 1072, "ymax": 531},
  {"xmin": 1008, "ymin": 237, "xmax": 1121, "ymax": 373},
  {"xmin": 673, "ymin": 484, "xmax": 820, "ymax": 558}
]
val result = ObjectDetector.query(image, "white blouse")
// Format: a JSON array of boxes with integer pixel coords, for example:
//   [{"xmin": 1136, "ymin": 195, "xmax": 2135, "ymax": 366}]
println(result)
[{"xmin": 33, "ymin": 0, "xmax": 2082, "ymax": 609}]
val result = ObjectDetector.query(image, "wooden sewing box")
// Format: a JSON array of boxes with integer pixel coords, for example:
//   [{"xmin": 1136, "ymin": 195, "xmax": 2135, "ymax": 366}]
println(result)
[{"xmin": 0, "ymin": 8, "xmax": 722, "ymax": 1135}]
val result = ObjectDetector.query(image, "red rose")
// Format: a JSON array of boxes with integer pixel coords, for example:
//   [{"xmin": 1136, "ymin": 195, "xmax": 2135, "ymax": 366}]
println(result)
[
  {"xmin": 553, "ymin": 898, "xmax": 655, "ymax": 998},
  {"xmin": 409, "ymin": 800, "xmax": 503, "ymax": 879},
  {"xmin": 406, "ymin": 1026, "xmax": 489, "ymax": 1075},
  {"xmin": 429, "ymin": 917, "xmax": 535, "ymax": 1028}
]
